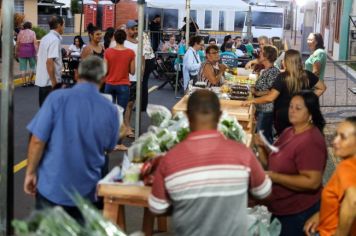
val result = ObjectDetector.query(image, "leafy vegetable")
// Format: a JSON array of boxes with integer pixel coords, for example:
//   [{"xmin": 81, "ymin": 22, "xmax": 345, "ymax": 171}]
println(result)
[{"xmin": 12, "ymin": 195, "xmax": 127, "ymax": 236}]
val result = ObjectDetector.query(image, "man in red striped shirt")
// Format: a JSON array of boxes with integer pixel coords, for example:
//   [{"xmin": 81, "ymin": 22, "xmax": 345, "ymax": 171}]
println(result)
[{"xmin": 149, "ymin": 90, "xmax": 271, "ymax": 236}]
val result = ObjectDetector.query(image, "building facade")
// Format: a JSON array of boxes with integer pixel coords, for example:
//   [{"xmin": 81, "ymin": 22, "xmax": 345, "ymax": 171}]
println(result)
[
  {"xmin": 311, "ymin": 0, "xmax": 354, "ymax": 60},
  {"xmin": 15, "ymin": 0, "xmax": 38, "ymax": 26}
]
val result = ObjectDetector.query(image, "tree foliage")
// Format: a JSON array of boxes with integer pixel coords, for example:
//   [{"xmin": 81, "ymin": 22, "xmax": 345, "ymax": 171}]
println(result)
[{"xmin": 71, "ymin": 0, "xmax": 80, "ymax": 14}]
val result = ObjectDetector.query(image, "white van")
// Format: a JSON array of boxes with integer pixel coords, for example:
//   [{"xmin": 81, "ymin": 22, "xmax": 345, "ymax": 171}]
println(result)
[{"xmin": 242, "ymin": 6, "xmax": 285, "ymax": 40}]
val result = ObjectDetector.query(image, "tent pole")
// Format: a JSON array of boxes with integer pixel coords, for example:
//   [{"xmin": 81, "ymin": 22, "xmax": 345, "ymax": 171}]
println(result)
[
  {"xmin": 0, "ymin": 0, "xmax": 14, "ymax": 234},
  {"xmin": 185, "ymin": 0, "xmax": 190, "ymax": 47},
  {"xmin": 135, "ymin": 0, "xmax": 145, "ymax": 139}
]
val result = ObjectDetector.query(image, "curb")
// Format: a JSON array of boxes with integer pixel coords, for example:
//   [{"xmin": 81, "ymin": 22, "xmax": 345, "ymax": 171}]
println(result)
[{"xmin": 0, "ymin": 77, "xmax": 35, "ymax": 89}]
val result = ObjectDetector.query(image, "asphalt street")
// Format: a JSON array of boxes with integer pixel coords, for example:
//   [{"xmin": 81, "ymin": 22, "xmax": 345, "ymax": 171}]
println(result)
[{"xmin": 4, "ymin": 75, "xmax": 178, "ymax": 234}]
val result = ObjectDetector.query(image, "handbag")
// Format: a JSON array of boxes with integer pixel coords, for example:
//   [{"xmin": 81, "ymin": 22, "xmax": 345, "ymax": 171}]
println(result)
[{"xmin": 189, "ymin": 49, "xmax": 200, "ymax": 85}]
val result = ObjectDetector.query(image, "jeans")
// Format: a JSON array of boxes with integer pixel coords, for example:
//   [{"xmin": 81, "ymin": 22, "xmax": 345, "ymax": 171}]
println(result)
[
  {"xmin": 36, "ymin": 191, "xmax": 85, "ymax": 225},
  {"xmin": 255, "ymin": 111, "xmax": 274, "ymax": 144},
  {"xmin": 142, "ymin": 58, "xmax": 155, "ymax": 112},
  {"xmin": 38, "ymin": 86, "xmax": 52, "ymax": 107},
  {"xmin": 104, "ymin": 84, "xmax": 130, "ymax": 110},
  {"xmin": 273, "ymin": 201, "xmax": 320, "ymax": 236}
]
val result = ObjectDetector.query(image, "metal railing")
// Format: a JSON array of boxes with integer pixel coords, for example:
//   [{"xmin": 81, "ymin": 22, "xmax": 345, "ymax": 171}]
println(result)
[{"xmin": 320, "ymin": 60, "xmax": 356, "ymax": 107}]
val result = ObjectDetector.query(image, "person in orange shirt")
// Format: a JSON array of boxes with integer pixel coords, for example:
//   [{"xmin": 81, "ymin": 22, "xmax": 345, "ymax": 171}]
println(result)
[{"xmin": 304, "ymin": 117, "xmax": 356, "ymax": 236}]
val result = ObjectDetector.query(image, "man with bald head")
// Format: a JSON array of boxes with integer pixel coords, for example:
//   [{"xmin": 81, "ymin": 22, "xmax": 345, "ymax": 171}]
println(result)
[{"xmin": 149, "ymin": 90, "xmax": 271, "ymax": 236}]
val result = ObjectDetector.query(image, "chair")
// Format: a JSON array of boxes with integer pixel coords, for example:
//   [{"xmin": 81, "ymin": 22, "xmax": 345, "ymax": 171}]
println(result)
[
  {"xmin": 62, "ymin": 57, "xmax": 76, "ymax": 88},
  {"xmin": 155, "ymin": 53, "xmax": 183, "ymax": 91}
]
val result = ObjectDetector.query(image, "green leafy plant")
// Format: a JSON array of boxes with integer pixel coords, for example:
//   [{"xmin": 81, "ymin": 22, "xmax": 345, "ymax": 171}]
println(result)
[
  {"xmin": 71, "ymin": 0, "xmax": 81, "ymax": 14},
  {"xmin": 32, "ymin": 27, "xmax": 48, "ymax": 40}
]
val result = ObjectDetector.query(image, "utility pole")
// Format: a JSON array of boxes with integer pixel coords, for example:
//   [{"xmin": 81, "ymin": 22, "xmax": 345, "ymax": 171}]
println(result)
[
  {"xmin": 79, "ymin": 0, "xmax": 84, "ymax": 37},
  {"xmin": 0, "ymin": 0, "xmax": 14, "ymax": 234},
  {"xmin": 111, "ymin": 0, "xmax": 120, "ymax": 28}
]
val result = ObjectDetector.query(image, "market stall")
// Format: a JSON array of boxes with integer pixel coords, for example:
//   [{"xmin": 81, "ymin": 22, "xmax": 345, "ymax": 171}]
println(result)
[
  {"xmin": 97, "ymin": 68, "xmax": 264, "ymax": 235},
  {"xmin": 173, "ymin": 95, "xmax": 255, "ymax": 134}
]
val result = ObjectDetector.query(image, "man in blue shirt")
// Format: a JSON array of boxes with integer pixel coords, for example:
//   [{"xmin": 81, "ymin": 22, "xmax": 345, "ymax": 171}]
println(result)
[
  {"xmin": 24, "ymin": 56, "xmax": 120, "ymax": 220},
  {"xmin": 220, "ymin": 42, "xmax": 238, "ymax": 68}
]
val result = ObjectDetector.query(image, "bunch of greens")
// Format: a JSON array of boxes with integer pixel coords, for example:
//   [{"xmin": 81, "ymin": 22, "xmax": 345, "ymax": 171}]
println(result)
[
  {"xmin": 147, "ymin": 104, "xmax": 172, "ymax": 127},
  {"xmin": 218, "ymin": 113, "xmax": 246, "ymax": 143},
  {"xmin": 12, "ymin": 195, "xmax": 126, "ymax": 236},
  {"xmin": 130, "ymin": 106, "xmax": 246, "ymax": 163}
]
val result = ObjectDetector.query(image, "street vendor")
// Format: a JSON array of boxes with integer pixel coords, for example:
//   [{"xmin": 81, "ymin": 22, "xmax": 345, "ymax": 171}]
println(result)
[
  {"xmin": 197, "ymin": 45, "xmax": 227, "ymax": 87},
  {"xmin": 149, "ymin": 90, "xmax": 271, "ymax": 236}
]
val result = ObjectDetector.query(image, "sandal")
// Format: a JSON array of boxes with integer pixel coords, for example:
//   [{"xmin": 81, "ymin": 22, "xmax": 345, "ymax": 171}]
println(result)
[
  {"xmin": 126, "ymin": 133, "xmax": 135, "ymax": 139},
  {"xmin": 113, "ymin": 144, "xmax": 128, "ymax": 151}
]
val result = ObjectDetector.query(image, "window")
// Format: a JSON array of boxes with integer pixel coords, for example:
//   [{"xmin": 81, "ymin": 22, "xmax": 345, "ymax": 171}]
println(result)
[
  {"xmin": 249, "ymin": 12, "xmax": 284, "ymax": 28},
  {"xmin": 146, "ymin": 7, "xmax": 161, "ymax": 29},
  {"xmin": 163, "ymin": 9, "xmax": 178, "ymax": 29},
  {"xmin": 205, "ymin": 10, "xmax": 212, "ymax": 28},
  {"xmin": 334, "ymin": 0, "xmax": 342, "ymax": 42},
  {"xmin": 15, "ymin": 0, "xmax": 24, "ymax": 13},
  {"xmin": 190, "ymin": 10, "xmax": 197, "ymax": 23},
  {"xmin": 219, "ymin": 11, "xmax": 225, "ymax": 31},
  {"xmin": 234, "ymin": 12, "xmax": 245, "ymax": 31}
]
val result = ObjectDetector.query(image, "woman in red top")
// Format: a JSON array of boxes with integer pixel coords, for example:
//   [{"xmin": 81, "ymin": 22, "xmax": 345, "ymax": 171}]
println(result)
[
  {"xmin": 104, "ymin": 29, "xmax": 135, "ymax": 151},
  {"xmin": 304, "ymin": 117, "xmax": 356, "ymax": 236},
  {"xmin": 256, "ymin": 91, "xmax": 327, "ymax": 236},
  {"xmin": 104, "ymin": 29, "xmax": 135, "ymax": 109}
]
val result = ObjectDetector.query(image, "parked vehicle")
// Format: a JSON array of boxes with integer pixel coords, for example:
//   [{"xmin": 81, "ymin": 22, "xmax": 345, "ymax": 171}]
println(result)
[{"xmin": 242, "ymin": 5, "xmax": 285, "ymax": 40}]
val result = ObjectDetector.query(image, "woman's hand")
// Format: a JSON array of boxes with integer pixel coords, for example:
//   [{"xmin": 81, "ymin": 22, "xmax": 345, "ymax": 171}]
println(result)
[
  {"xmin": 304, "ymin": 212, "xmax": 320, "ymax": 236},
  {"xmin": 241, "ymin": 99, "xmax": 253, "ymax": 106},
  {"xmin": 254, "ymin": 134, "xmax": 266, "ymax": 147},
  {"xmin": 219, "ymin": 63, "xmax": 228, "ymax": 72}
]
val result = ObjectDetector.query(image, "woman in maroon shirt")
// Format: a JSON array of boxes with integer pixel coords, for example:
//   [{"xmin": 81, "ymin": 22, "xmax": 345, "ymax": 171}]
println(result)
[{"xmin": 256, "ymin": 91, "xmax": 327, "ymax": 236}]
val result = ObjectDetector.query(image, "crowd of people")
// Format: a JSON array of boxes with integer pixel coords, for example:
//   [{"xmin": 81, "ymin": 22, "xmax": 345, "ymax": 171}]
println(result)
[{"xmin": 18, "ymin": 14, "xmax": 356, "ymax": 236}]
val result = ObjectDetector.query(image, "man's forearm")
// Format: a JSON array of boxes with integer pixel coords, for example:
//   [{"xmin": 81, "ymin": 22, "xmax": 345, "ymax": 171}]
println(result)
[
  {"xmin": 46, "ymin": 59, "xmax": 57, "ymax": 86},
  {"xmin": 26, "ymin": 136, "xmax": 46, "ymax": 175}
]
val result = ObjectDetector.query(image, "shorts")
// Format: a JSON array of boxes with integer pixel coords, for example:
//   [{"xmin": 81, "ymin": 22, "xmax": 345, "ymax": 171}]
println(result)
[
  {"xmin": 19, "ymin": 57, "xmax": 36, "ymax": 71},
  {"xmin": 129, "ymin": 82, "xmax": 137, "ymax": 102}
]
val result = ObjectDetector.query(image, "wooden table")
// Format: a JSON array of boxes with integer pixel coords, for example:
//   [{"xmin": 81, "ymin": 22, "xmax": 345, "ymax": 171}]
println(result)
[
  {"xmin": 98, "ymin": 184, "xmax": 167, "ymax": 236},
  {"xmin": 172, "ymin": 95, "xmax": 255, "ymax": 133}
]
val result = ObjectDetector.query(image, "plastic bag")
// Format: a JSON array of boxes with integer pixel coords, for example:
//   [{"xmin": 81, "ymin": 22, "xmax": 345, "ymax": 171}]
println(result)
[
  {"xmin": 146, "ymin": 104, "xmax": 172, "ymax": 127},
  {"xmin": 218, "ymin": 113, "xmax": 246, "ymax": 144},
  {"xmin": 247, "ymin": 206, "xmax": 281, "ymax": 236},
  {"xmin": 156, "ymin": 128, "xmax": 177, "ymax": 152},
  {"xmin": 128, "ymin": 132, "xmax": 162, "ymax": 162}
]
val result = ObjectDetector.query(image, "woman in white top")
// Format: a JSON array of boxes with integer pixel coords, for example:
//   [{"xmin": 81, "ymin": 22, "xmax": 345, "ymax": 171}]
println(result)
[
  {"xmin": 182, "ymin": 35, "xmax": 204, "ymax": 90},
  {"xmin": 68, "ymin": 35, "xmax": 85, "ymax": 59}
]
